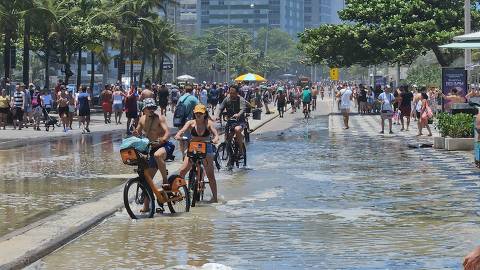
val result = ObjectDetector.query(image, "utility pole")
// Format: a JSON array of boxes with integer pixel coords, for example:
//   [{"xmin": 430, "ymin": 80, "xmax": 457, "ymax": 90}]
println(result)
[
  {"xmin": 226, "ymin": 2, "xmax": 231, "ymax": 83},
  {"xmin": 465, "ymin": 0, "xmax": 472, "ymax": 83}
]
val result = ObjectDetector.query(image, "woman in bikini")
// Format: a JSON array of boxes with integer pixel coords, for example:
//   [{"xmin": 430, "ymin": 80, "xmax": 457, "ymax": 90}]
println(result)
[{"xmin": 175, "ymin": 104, "xmax": 220, "ymax": 203}]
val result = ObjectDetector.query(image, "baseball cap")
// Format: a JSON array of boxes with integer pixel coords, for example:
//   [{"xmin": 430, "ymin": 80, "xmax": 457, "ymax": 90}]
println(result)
[
  {"xmin": 193, "ymin": 104, "xmax": 207, "ymax": 114},
  {"xmin": 143, "ymin": 98, "xmax": 157, "ymax": 110}
]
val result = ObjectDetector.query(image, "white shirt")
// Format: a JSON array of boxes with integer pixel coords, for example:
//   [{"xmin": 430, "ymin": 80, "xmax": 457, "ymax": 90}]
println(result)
[
  {"xmin": 378, "ymin": 92, "xmax": 394, "ymax": 111},
  {"xmin": 200, "ymin": 89, "xmax": 208, "ymax": 105},
  {"xmin": 340, "ymin": 88, "xmax": 352, "ymax": 109}
]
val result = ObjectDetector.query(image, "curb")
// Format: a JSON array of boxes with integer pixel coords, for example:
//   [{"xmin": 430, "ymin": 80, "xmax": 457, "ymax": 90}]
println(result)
[{"xmin": 0, "ymin": 110, "xmax": 282, "ymax": 270}]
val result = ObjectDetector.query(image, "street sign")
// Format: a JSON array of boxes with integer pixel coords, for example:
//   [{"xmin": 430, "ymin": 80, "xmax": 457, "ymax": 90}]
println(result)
[
  {"xmin": 162, "ymin": 63, "xmax": 173, "ymax": 70},
  {"xmin": 329, "ymin": 68, "xmax": 339, "ymax": 81}
]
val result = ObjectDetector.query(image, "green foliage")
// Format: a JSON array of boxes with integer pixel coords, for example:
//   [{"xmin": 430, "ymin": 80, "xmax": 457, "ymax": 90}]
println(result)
[
  {"xmin": 299, "ymin": 0, "xmax": 480, "ymax": 67},
  {"xmin": 405, "ymin": 64, "xmax": 441, "ymax": 87},
  {"xmin": 437, "ymin": 112, "xmax": 475, "ymax": 138}
]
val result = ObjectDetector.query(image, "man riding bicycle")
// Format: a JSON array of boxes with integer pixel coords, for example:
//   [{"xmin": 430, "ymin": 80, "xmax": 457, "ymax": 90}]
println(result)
[
  {"xmin": 216, "ymin": 85, "xmax": 248, "ymax": 156},
  {"xmin": 133, "ymin": 98, "xmax": 175, "ymax": 212},
  {"xmin": 302, "ymin": 86, "xmax": 312, "ymax": 113}
]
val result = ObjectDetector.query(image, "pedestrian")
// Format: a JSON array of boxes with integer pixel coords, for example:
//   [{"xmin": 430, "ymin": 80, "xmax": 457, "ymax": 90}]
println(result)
[
  {"xmin": 100, "ymin": 85, "xmax": 113, "ymax": 124},
  {"xmin": 208, "ymin": 84, "xmax": 220, "ymax": 115},
  {"xmin": 56, "ymin": 86, "xmax": 69, "ymax": 132},
  {"xmin": 288, "ymin": 87, "xmax": 296, "ymax": 113},
  {"xmin": 174, "ymin": 84, "xmax": 199, "ymax": 159},
  {"xmin": 412, "ymin": 86, "xmax": 421, "ymax": 121},
  {"xmin": 378, "ymin": 86, "xmax": 395, "ymax": 134},
  {"xmin": 170, "ymin": 86, "xmax": 180, "ymax": 113},
  {"xmin": 276, "ymin": 87, "xmax": 286, "ymax": 118},
  {"xmin": 358, "ymin": 85, "xmax": 367, "ymax": 115},
  {"xmin": 311, "ymin": 86, "xmax": 318, "ymax": 111},
  {"xmin": 112, "ymin": 86, "xmax": 125, "ymax": 125},
  {"xmin": 41, "ymin": 88, "xmax": 53, "ymax": 114},
  {"xmin": 0, "ymin": 89, "xmax": 10, "ymax": 129},
  {"xmin": 12, "ymin": 84, "xmax": 26, "ymax": 130},
  {"xmin": 24, "ymin": 84, "xmax": 33, "ymax": 128},
  {"xmin": 263, "ymin": 87, "xmax": 272, "ymax": 114},
  {"xmin": 67, "ymin": 90, "xmax": 75, "ymax": 129},
  {"xmin": 157, "ymin": 84, "xmax": 169, "ymax": 116},
  {"xmin": 399, "ymin": 86, "xmax": 413, "ymax": 131},
  {"xmin": 77, "ymin": 85, "xmax": 91, "ymax": 133},
  {"xmin": 418, "ymin": 92, "xmax": 433, "ymax": 137},
  {"xmin": 32, "ymin": 88, "xmax": 43, "ymax": 131},
  {"xmin": 125, "ymin": 87, "xmax": 139, "ymax": 135},
  {"xmin": 200, "ymin": 86, "xmax": 208, "ymax": 107},
  {"xmin": 337, "ymin": 84, "xmax": 353, "ymax": 129},
  {"xmin": 393, "ymin": 88, "xmax": 401, "ymax": 125}
]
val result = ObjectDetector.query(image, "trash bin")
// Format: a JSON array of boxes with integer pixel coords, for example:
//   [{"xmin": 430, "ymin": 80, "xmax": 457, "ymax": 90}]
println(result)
[{"xmin": 252, "ymin": 108, "xmax": 262, "ymax": 120}]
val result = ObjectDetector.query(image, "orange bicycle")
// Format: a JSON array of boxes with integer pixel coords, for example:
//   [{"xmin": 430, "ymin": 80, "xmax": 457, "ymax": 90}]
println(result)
[{"xmin": 121, "ymin": 141, "xmax": 190, "ymax": 219}]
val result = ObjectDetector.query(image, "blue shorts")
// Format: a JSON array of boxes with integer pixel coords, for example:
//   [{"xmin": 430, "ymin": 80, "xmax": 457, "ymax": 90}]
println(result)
[
  {"xmin": 148, "ymin": 141, "xmax": 175, "ymax": 168},
  {"xmin": 206, "ymin": 143, "xmax": 214, "ymax": 157}
]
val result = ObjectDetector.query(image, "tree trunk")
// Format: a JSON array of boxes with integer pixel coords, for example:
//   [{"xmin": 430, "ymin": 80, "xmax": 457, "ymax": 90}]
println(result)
[
  {"xmin": 23, "ymin": 17, "xmax": 31, "ymax": 85},
  {"xmin": 77, "ymin": 48, "xmax": 82, "ymax": 90},
  {"xmin": 4, "ymin": 29, "xmax": 11, "ymax": 79},
  {"xmin": 139, "ymin": 47, "xmax": 146, "ymax": 86},
  {"xmin": 90, "ymin": 51, "xmax": 95, "ymax": 90},
  {"xmin": 102, "ymin": 41, "xmax": 108, "ymax": 86},
  {"xmin": 44, "ymin": 34, "xmax": 50, "ymax": 89},
  {"xmin": 151, "ymin": 54, "xmax": 156, "ymax": 84},
  {"xmin": 432, "ymin": 46, "xmax": 449, "ymax": 67},
  {"xmin": 117, "ymin": 36, "xmax": 125, "ymax": 82},
  {"xmin": 158, "ymin": 55, "xmax": 164, "ymax": 84},
  {"xmin": 129, "ymin": 37, "xmax": 134, "ymax": 86}
]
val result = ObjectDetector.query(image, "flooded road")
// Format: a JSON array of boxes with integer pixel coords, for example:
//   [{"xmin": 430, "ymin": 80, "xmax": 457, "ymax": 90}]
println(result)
[
  {"xmin": 31, "ymin": 115, "xmax": 480, "ymax": 269},
  {"xmin": 0, "ymin": 133, "xmax": 132, "ymax": 236}
]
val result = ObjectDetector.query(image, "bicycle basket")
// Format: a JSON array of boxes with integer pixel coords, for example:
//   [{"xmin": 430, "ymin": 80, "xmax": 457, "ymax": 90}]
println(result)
[
  {"xmin": 187, "ymin": 142, "xmax": 207, "ymax": 158},
  {"xmin": 120, "ymin": 147, "xmax": 140, "ymax": 165}
]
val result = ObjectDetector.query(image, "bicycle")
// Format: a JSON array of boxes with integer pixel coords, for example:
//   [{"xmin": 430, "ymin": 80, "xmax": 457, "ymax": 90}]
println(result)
[
  {"xmin": 243, "ymin": 113, "xmax": 251, "ymax": 143},
  {"xmin": 179, "ymin": 138, "xmax": 213, "ymax": 207},
  {"xmin": 215, "ymin": 118, "xmax": 247, "ymax": 170},
  {"xmin": 121, "ymin": 141, "xmax": 190, "ymax": 219},
  {"xmin": 303, "ymin": 102, "xmax": 311, "ymax": 119}
]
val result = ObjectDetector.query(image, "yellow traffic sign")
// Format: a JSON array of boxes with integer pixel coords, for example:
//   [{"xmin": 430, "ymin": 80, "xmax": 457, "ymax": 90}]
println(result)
[{"xmin": 330, "ymin": 68, "xmax": 339, "ymax": 81}]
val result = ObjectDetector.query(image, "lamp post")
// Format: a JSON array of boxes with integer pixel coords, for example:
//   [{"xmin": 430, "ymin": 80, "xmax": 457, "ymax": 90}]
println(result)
[
  {"xmin": 465, "ymin": 0, "xmax": 472, "ymax": 82},
  {"xmin": 226, "ymin": 1, "xmax": 231, "ymax": 83}
]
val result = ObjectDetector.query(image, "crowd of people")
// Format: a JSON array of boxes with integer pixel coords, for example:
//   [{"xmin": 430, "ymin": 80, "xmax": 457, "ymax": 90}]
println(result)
[{"xmin": 334, "ymin": 82, "xmax": 480, "ymax": 136}]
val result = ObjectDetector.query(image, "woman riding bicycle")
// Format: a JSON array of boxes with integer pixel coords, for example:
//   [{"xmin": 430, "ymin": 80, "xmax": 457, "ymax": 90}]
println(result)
[{"xmin": 175, "ymin": 104, "xmax": 220, "ymax": 203}]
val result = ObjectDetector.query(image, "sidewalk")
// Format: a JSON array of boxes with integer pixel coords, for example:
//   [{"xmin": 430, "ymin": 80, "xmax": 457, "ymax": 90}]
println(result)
[
  {"xmin": 329, "ymin": 112, "xmax": 477, "ymax": 174},
  {"xmin": 0, "ymin": 105, "xmax": 283, "ymax": 270}
]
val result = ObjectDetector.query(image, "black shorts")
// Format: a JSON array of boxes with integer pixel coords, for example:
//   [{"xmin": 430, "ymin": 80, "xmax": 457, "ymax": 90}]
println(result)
[
  {"xmin": 78, "ymin": 108, "xmax": 90, "ymax": 117},
  {"xmin": 58, "ymin": 106, "xmax": 68, "ymax": 117},
  {"xmin": 126, "ymin": 111, "xmax": 138, "ymax": 119},
  {"xmin": 416, "ymin": 111, "xmax": 421, "ymax": 119},
  {"xmin": 0, "ymin": 107, "xmax": 9, "ymax": 114},
  {"xmin": 303, "ymin": 101, "xmax": 311, "ymax": 107},
  {"xmin": 13, "ymin": 107, "xmax": 24, "ymax": 121}
]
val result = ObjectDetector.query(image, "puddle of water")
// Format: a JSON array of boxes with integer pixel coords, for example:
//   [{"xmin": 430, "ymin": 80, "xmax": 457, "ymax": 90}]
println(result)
[{"xmin": 31, "ymin": 116, "xmax": 479, "ymax": 269}]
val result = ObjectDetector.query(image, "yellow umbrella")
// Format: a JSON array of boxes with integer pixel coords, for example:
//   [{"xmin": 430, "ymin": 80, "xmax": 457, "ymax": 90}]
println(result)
[{"xmin": 234, "ymin": 73, "xmax": 267, "ymax": 82}]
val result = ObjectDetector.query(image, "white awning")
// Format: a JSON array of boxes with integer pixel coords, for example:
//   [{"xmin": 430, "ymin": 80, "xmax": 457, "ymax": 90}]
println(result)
[
  {"xmin": 453, "ymin": 31, "xmax": 480, "ymax": 41},
  {"xmin": 439, "ymin": 42, "xmax": 480, "ymax": 49}
]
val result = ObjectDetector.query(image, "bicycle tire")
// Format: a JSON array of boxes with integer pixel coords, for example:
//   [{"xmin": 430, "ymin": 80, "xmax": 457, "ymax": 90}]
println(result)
[
  {"xmin": 123, "ymin": 177, "xmax": 155, "ymax": 219},
  {"xmin": 199, "ymin": 166, "xmax": 205, "ymax": 201},
  {"xmin": 241, "ymin": 142, "xmax": 247, "ymax": 167},
  {"xmin": 166, "ymin": 174, "xmax": 190, "ymax": 213},
  {"xmin": 226, "ymin": 141, "xmax": 234, "ymax": 170},
  {"xmin": 214, "ymin": 143, "xmax": 227, "ymax": 170},
  {"xmin": 244, "ymin": 122, "xmax": 250, "ymax": 143},
  {"xmin": 188, "ymin": 169, "xmax": 198, "ymax": 207}
]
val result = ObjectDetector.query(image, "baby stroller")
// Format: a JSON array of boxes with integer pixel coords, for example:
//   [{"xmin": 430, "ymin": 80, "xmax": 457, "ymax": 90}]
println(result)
[{"xmin": 42, "ymin": 107, "xmax": 59, "ymax": 131}]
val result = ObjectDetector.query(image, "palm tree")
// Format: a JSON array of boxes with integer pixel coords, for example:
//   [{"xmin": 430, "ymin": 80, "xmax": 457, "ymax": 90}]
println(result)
[
  {"xmin": 153, "ymin": 21, "xmax": 181, "ymax": 83},
  {"xmin": 0, "ymin": 0, "xmax": 27, "ymax": 79}
]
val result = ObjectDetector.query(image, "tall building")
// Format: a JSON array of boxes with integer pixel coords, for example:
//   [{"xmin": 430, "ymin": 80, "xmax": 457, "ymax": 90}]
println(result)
[
  {"xmin": 197, "ymin": 0, "xmax": 304, "ymax": 38},
  {"xmin": 304, "ymin": 0, "xmax": 345, "ymax": 29}
]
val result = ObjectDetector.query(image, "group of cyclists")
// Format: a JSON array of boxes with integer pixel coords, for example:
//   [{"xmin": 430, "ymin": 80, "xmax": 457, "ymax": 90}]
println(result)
[{"xmin": 128, "ymin": 80, "xmax": 330, "ymax": 207}]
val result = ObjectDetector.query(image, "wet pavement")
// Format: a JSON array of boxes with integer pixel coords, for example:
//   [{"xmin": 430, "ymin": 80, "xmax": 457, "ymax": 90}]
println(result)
[
  {"xmin": 0, "ymin": 133, "xmax": 132, "ymax": 236},
  {"xmin": 29, "ymin": 113, "xmax": 480, "ymax": 269}
]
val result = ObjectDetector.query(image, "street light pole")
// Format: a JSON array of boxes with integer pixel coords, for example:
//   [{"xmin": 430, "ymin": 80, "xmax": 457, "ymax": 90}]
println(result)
[
  {"xmin": 226, "ymin": 2, "xmax": 230, "ymax": 84},
  {"xmin": 465, "ymin": 0, "xmax": 472, "ymax": 82},
  {"xmin": 264, "ymin": 8, "xmax": 269, "ymax": 78}
]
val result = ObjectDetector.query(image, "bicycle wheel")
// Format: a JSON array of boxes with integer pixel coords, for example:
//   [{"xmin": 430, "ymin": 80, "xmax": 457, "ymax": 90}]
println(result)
[
  {"xmin": 188, "ymin": 169, "xmax": 199, "ymax": 207},
  {"xmin": 240, "ymin": 142, "xmax": 247, "ymax": 167},
  {"xmin": 215, "ymin": 142, "xmax": 228, "ymax": 170},
  {"xmin": 123, "ymin": 177, "xmax": 155, "ymax": 219},
  {"xmin": 244, "ymin": 122, "xmax": 250, "ymax": 143},
  {"xmin": 226, "ymin": 141, "xmax": 235, "ymax": 170},
  {"xmin": 199, "ymin": 166, "xmax": 205, "ymax": 201},
  {"xmin": 166, "ymin": 174, "xmax": 190, "ymax": 213}
]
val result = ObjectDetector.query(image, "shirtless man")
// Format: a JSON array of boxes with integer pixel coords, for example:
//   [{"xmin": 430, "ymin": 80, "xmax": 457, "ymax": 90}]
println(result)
[
  {"xmin": 442, "ymin": 88, "xmax": 466, "ymax": 112},
  {"xmin": 139, "ymin": 86, "xmax": 155, "ymax": 101},
  {"xmin": 57, "ymin": 86, "xmax": 70, "ymax": 132},
  {"xmin": 133, "ymin": 98, "xmax": 172, "ymax": 187}
]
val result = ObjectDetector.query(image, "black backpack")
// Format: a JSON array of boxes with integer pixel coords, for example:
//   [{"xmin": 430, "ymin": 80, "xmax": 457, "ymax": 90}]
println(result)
[{"xmin": 173, "ymin": 94, "xmax": 189, "ymax": 128}]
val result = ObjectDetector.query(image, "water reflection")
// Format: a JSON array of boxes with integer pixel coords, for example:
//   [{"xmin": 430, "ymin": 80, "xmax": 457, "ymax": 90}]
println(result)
[
  {"xmin": 0, "ymin": 133, "xmax": 131, "ymax": 236},
  {"xmin": 33, "ymin": 116, "xmax": 480, "ymax": 269}
]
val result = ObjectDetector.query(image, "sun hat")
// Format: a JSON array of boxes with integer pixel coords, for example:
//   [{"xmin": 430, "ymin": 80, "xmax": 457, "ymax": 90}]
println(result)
[
  {"xmin": 193, "ymin": 104, "xmax": 207, "ymax": 114},
  {"xmin": 143, "ymin": 98, "xmax": 157, "ymax": 111}
]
